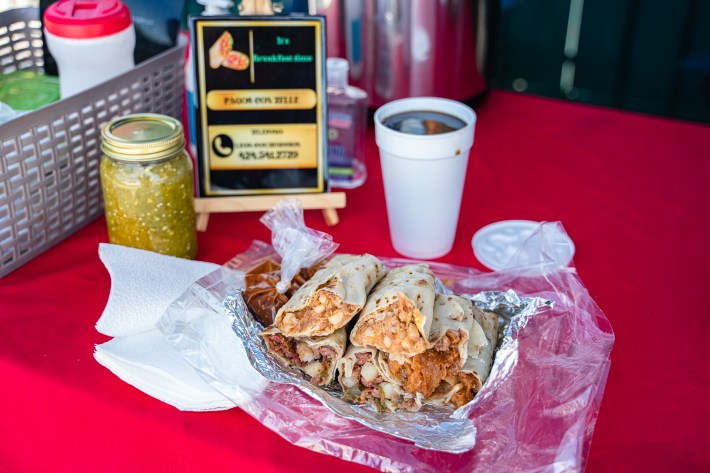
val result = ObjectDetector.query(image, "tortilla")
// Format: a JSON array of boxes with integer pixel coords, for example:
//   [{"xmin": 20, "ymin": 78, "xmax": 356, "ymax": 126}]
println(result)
[
  {"xmin": 209, "ymin": 31, "xmax": 233, "ymax": 68},
  {"xmin": 274, "ymin": 254, "xmax": 386, "ymax": 337},
  {"xmin": 377, "ymin": 294, "xmax": 474, "ymax": 397},
  {"xmin": 222, "ymin": 50, "xmax": 250, "ymax": 71},
  {"xmin": 349, "ymin": 264, "xmax": 436, "ymax": 358},
  {"xmin": 261, "ymin": 325, "xmax": 346, "ymax": 386},
  {"xmin": 337, "ymin": 345, "xmax": 422, "ymax": 412},
  {"xmin": 429, "ymin": 306, "xmax": 499, "ymax": 408},
  {"xmin": 428, "ymin": 293, "xmax": 474, "ymax": 364}
]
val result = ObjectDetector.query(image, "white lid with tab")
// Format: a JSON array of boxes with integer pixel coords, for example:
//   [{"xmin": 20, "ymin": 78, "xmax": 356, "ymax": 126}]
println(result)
[{"xmin": 472, "ymin": 220, "xmax": 575, "ymax": 271}]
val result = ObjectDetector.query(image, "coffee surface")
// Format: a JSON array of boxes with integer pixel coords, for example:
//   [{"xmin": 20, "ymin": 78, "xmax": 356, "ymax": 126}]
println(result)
[{"xmin": 382, "ymin": 110, "xmax": 467, "ymax": 135}]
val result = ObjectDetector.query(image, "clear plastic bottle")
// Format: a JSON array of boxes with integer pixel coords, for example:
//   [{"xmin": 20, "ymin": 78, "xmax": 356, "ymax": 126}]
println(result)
[{"xmin": 326, "ymin": 58, "xmax": 368, "ymax": 189}]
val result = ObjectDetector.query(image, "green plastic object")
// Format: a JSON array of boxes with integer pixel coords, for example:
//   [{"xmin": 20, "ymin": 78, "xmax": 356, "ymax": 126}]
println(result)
[{"xmin": 0, "ymin": 70, "xmax": 60, "ymax": 111}]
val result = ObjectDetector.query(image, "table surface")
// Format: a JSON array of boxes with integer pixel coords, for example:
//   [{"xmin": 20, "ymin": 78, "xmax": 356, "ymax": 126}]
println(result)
[{"xmin": 1, "ymin": 90, "xmax": 708, "ymax": 472}]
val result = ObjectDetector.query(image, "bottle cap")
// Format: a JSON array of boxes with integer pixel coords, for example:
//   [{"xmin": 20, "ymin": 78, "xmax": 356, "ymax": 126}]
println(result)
[
  {"xmin": 44, "ymin": 0, "xmax": 132, "ymax": 39},
  {"xmin": 101, "ymin": 113, "xmax": 185, "ymax": 162},
  {"xmin": 0, "ymin": 71, "xmax": 59, "ymax": 111},
  {"xmin": 472, "ymin": 220, "xmax": 575, "ymax": 271},
  {"xmin": 198, "ymin": 0, "xmax": 234, "ymax": 15},
  {"xmin": 327, "ymin": 57, "xmax": 349, "ymax": 89}
]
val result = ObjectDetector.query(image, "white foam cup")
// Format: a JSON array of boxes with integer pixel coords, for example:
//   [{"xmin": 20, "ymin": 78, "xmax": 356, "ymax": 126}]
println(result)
[{"xmin": 374, "ymin": 97, "xmax": 476, "ymax": 259}]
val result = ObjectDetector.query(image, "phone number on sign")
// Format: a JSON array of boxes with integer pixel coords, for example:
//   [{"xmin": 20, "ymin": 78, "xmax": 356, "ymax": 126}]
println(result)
[{"xmin": 238, "ymin": 151, "xmax": 299, "ymax": 160}]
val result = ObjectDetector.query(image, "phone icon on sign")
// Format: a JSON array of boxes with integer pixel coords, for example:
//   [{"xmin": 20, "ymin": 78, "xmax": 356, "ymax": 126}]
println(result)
[{"xmin": 212, "ymin": 134, "xmax": 234, "ymax": 158}]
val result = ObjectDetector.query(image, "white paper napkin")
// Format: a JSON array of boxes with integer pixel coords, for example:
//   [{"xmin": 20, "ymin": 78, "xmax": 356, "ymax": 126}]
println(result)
[
  {"xmin": 95, "ymin": 330, "xmax": 235, "ymax": 411},
  {"xmin": 96, "ymin": 243, "xmax": 220, "ymax": 337},
  {"xmin": 94, "ymin": 244, "xmax": 262, "ymax": 411}
]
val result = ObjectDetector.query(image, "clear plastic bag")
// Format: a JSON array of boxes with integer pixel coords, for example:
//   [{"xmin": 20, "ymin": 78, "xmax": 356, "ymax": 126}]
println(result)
[
  {"xmin": 158, "ymin": 221, "xmax": 614, "ymax": 472},
  {"xmin": 227, "ymin": 200, "xmax": 336, "ymax": 326},
  {"xmin": 259, "ymin": 199, "xmax": 338, "ymax": 293}
]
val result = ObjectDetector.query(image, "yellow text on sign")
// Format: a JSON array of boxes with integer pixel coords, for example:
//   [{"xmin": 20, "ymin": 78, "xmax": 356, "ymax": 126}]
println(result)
[
  {"xmin": 207, "ymin": 89, "xmax": 317, "ymax": 111},
  {"xmin": 208, "ymin": 124, "xmax": 317, "ymax": 171}
]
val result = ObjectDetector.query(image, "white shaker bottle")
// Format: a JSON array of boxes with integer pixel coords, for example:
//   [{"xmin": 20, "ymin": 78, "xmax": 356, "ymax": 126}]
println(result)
[{"xmin": 44, "ymin": 0, "xmax": 135, "ymax": 98}]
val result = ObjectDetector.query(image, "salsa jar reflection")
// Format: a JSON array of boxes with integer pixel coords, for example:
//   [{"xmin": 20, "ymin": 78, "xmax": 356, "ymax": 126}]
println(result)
[{"xmin": 99, "ymin": 113, "xmax": 197, "ymax": 259}]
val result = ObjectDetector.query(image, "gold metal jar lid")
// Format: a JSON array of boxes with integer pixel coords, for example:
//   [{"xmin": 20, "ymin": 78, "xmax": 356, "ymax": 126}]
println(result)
[{"xmin": 101, "ymin": 113, "xmax": 185, "ymax": 162}]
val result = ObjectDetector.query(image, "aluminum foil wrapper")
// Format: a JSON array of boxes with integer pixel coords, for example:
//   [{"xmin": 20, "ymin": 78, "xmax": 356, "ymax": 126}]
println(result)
[
  {"xmin": 226, "ymin": 287, "xmax": 552, "ymax": 453},
  {"xmin": 160, "ymin": 226, "xmax": 615, "ymax": 473}
]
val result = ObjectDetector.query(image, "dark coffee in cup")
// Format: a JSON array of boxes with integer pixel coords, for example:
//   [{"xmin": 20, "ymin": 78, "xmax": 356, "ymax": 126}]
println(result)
[{"xmin": 381, "ymin": 110, "xmax": 467, "ymax": 135}]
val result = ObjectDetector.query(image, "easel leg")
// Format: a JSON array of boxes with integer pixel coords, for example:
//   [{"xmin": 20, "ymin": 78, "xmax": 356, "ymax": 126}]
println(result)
[
  {"xmin": 322, "ymin": 208, "xmax": 339, "ymax": 226},
  {"xmin": 196, "ymin": 212, "xmax": 210, "ymax": 232}
]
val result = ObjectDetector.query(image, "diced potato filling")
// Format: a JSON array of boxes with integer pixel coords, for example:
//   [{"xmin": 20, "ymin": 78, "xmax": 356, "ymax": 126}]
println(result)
[
  {"xmin": 352, "ymin": 297, "xmax": 429, "ymax": 356},
  {"xmin": 263, "ymin": 332, "xmax": 337, "ymax": 386},
  {"xmin": 280, "ymin": 290, "xmax": 356, "ymax": 335},
  {"xmin": 360, "ymin": 361, "xmax": 379, "ymax": 383},
  {"xmin": 340, "ymin": 352, "xmax": 383, "ymax": 393},
  {"xmin": 340, "ymin": 352, "xmax": 420, "ymax": 412}
]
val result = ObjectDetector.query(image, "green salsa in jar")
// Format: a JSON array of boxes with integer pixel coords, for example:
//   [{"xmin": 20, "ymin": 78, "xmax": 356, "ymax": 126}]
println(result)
[{"xmin": 100, "ymin": 114, "xmax": 197, "ymax": 259}]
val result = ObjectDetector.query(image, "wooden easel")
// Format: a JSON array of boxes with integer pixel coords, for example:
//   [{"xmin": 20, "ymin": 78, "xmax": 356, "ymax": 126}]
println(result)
[{"xmin": 194, "ymin": 192, "xmax": 346, "ymax": 231}]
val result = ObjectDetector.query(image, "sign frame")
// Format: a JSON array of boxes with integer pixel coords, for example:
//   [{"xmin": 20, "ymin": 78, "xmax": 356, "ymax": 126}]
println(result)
[{"xmin": 191, "ymin": 15, "xmax": 329, "ymax": 197}]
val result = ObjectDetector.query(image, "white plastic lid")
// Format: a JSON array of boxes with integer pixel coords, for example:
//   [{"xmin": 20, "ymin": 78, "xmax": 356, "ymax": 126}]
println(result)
[{"xmin": 472, "ymin": 220, "xmax": 575, "ymax": 271}]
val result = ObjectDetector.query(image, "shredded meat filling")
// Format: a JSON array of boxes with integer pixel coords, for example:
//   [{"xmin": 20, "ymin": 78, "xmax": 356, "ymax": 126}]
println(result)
[
  {"xmin": 447, "ymin": 373, "xmax": 481, "ymax": 409},
  {"xmin": 264, "ymin": 333, "xmax": 303, "ymax": 367},
  {"xmin": 318, "ymin": 346, "xmax": 337, "ymax": 361},
  {"xmin": 354, "ymin": 353, "xmax": 383, "ymax": 388},
  {"xmin": 352, "ymin": 296, "xmax": 429, "ymax": 356},
  {"xmin": 354, "ymin": 351, "xmax": 371, "ymax": 364},
  {"xmin": 264, "ymin": 333, "xmax": 337, "ymax": 385},
  {"xmin": 309, "ymin": 346, "xmax": 338, "ymax": 385},
  {"xmin": 341, "ymin": 352, "xmax": 419, "ymax": 411},
  {"xmin": 354, "ymin": 384, "xmax": 419, "ymax": 412},
  {"xmin": 387, "ymin": 330, "xmax": 464, "ymax": 397},
  {"xmin": 346, "ymin": 352, "xmax": 384, "ymax": 392},
  {"xmin": 433, "ymin": 334, "xmax": 451, "ymax": 352}
]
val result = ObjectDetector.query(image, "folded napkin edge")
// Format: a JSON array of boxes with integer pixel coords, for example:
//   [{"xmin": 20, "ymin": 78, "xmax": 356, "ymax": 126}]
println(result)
[{"xmin": 94, "ymin": 342, "xmax": 235, "ymax": 412}]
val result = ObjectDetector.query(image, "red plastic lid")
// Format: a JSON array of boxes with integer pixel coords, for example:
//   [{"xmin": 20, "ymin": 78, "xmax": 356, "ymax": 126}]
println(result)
[{"xmin": 44, "ymin": 0, "xmax": 132, "ymax": 39}]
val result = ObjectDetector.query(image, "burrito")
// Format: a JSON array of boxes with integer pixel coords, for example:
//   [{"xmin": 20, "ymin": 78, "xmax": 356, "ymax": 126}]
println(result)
[
  {"xmin": 431, "ymin": 306, "xmax": 499, "ymax": 408},
  {"xmin": 349, "ymin": 264, "xmax": 436, "ymax": 358},
  {"xmin": 337, "ymin": 345, "xmax": 422, "ymax": 412},
  {"xmin": 274, "ymin": 254, "xmax": 386, "ymax": 337},
  {"xmin": 261, "ymin": 326, "xmax": 346, "ymax": 386},
  {"xmin": 428, "ymin": 294, "xmax": 474, "ymax": 363},
  {"xmin": 376, "ymin": 294, "xmax": 474, "ymax": 397},
  {"xmin": 209, "ymin": 31, "xmax": 233, "ymax": 68}
]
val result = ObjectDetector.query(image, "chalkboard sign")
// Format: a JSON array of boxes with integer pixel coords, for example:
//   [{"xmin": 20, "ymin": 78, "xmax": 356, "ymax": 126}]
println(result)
[{"xmin": 191, "ymin": 16, "xmax": 328, "ymax": 196}]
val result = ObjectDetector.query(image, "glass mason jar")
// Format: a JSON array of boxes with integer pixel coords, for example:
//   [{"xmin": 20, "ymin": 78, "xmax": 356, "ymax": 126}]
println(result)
[{"xmin": 100, "ymin": 113, "xmax": 197, "ymax": 259}]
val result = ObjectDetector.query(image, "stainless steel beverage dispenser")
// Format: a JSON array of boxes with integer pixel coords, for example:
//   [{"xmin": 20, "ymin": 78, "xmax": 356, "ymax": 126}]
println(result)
[{"xmin": 316, "ymin": 0, "xmax": 490, "ymax": 107}]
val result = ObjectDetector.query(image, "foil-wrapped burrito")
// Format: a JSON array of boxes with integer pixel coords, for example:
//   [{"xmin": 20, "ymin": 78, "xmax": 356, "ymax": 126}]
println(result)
[
  {"xmin": 274, "ymin": 254, "xmax": 386, "ymax": 337},
  {"xmin": 428, "ymin": 293, "xmax": 474, "ymax": 364},
  {"xmin": 261, "ymin": 326, "xmax": 347, "ymax": 386},
  {"xmin": 337, "ymin": 345, "xmax": 422, "ymax": 411},
  {"xmin": 376, "ymin": 294, "xmax": 474, "ymax": 399},
  {"xmin": 429, "ymin": 306, "xmax": 499, "ymax": 408},
  {"xmin": 349, "ymin": 264, "xmax": 436, "ymax": 357}
]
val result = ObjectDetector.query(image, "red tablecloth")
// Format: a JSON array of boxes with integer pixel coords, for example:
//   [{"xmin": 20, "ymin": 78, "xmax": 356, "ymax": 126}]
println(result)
[{"xmin": 1, "ymin": 90, "xmax": 708, "ymax": 472}]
